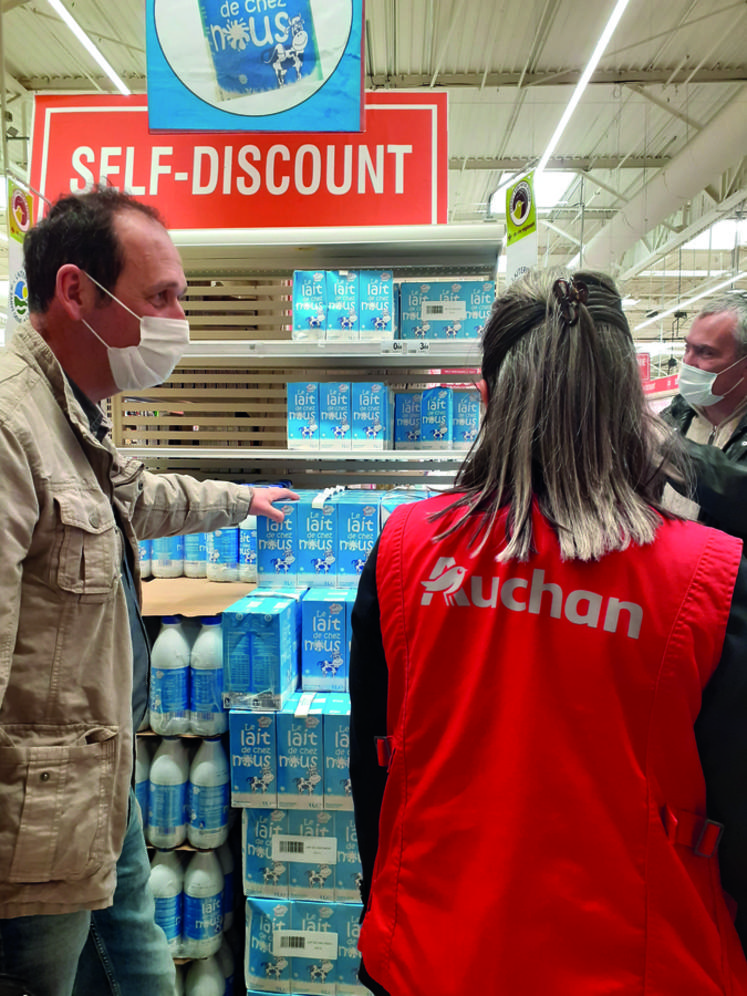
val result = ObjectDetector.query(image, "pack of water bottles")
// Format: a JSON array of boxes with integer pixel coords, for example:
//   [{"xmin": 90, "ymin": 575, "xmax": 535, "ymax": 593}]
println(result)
[{"xmin": 138, "ymin": 515, "xmax": 258, "ymax": 583}]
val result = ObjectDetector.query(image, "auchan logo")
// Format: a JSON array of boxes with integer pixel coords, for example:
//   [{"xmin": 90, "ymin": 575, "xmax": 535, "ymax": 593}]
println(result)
[{"xmin": 420, "ymin": 558, "xmax": 643, "ymax": 639}]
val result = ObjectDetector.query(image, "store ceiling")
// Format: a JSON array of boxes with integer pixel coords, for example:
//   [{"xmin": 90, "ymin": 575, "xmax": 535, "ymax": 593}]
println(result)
[{"xmin": 0, "ymin": 0, "xmax": 745, "ymax": 362}]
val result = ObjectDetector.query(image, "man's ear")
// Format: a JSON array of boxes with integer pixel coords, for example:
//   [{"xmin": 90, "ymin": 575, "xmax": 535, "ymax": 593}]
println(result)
[{"xmin": 55, "ymin": 264, "xmax": 90, "ymax": 320}]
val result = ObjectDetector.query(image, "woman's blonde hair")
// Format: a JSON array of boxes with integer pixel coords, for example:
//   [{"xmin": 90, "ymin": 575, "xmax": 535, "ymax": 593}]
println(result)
[{"xmin": 435, "ymin": 268, "xmax": 687, "ymax": 562}]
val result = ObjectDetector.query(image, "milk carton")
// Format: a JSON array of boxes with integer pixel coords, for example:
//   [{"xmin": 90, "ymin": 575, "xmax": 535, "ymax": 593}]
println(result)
[
  {"xmin": 222, "ymin": 595, "xmax": 299, "ymax": 711},
  {"xmin": 257, "ymin": 500, "xmax": 298, "ymax": 588},
  {"xmin": 289, "ymin": 901, "xmax": 338, "ymax": 996},
  {"xmin": 229, "ymin": 710, "xmax": 277, "ymax": 808},
  {"xmin": 295, "ymin": 491, "xmax": 337, "ymax": 587},
  {"xmin": 344, "ymin": 590, "xmax": 356, "ymax": 671},
  {"xmin": 287, "ymin": 382, "xmax": 319, "ymax": 450},
  {"xmin": 358, "ymin": 270, "xmax": 394, "ymax": 342},
  {"xmin": 333, "ymin": 902, "xmax": 367, "ymax": 994},
  {"xmin": 334, "ymin": 492, "xmax": 379, "ymax": 587},
  {"xmin": 244, "ymin": 897, "xmax": 293, "ymax": 993},
  {"xmin": 277, "ymin": 692, "xmax": 325, "ymax": 809},
  {"xmin": 318, "ymin": 382, "xmax": 351, "ymax": 451},
  {"xmin": 379, "ymin": 487, "xmax": 431, "ymax": 525},
  {"xmin": 241, "ymin": 809, "xmax": 290, "ymax": 898},
  {"xmin": 286, "ymin": 810, "xmax": 336, "ymax": 901},
  {"xmin": 452, "ymin": 388, "xmax": 481, "ymax": 449},
  {"xmin": 323, "ymin": 695, "xmax": 352, "ymax": 811},
  {"xmin": 292, "ymin": 271, "xmax": 326, "ymax": 341},
  {"xmin": 301, "ymin": 591, "xmax": 347, "ymax": 693},
  {"xmin": 334, "ymin": 812, "xmax": 362, "ymax": 902},
  {"xmin": 393, "ymin": 391, "xmax": 422, "ymax": 449},
  {"xmin": 399, "ymin": 281, "xmax": 433, "ymax": 340},
  {"xmin": 420, "ymin": 387, "xmax": 453, "ymax": 448},
  {"xmin": 325, "ymin": 270, "xmax": 358, "ymax": 341},
  {"xmin": 463, "ymin": 279, "xmax": 496, "ymax": 337},
  {"xmin": 351, "ymin": 382, "xmax": 390, "ymax": 451}
]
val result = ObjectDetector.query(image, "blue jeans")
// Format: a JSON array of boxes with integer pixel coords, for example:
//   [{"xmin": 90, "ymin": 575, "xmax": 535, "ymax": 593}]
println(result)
[{"xmin": 0, "ymin": 791, "xmax": 175, "ymax": 996}]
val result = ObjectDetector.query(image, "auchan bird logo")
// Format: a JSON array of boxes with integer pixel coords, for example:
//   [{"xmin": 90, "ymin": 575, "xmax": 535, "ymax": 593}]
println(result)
[{"xmin": 420, "ymin": 558, "xmax": 468, "ymax": 605}]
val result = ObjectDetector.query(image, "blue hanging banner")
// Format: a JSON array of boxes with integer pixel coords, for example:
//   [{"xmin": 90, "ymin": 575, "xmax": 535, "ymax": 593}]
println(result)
[{"xmin": 146, "ymin": 0, "xmax": 363, "ymax": 133}]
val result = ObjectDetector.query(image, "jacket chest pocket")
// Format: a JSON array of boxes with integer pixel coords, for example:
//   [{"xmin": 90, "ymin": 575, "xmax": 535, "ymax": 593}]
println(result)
[{"xmin": 53, "ymin": 491, "xmax": 121, "ymax": 598}]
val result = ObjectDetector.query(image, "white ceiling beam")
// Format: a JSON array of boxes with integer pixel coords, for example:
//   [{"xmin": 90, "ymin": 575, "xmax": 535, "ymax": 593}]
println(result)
[{"xmin": 624, "ymin": 83, "xmax": 702, "ymax": 130}]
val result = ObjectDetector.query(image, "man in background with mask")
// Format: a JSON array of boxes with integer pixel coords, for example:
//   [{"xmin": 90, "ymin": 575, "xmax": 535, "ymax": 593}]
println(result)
[
  {"xmin": 663, "ymin": 293, "xmax": 747, "ymax": 544},
  {"xmin": 0, "ymin": 189, "xmax": 296, "ymax": 996}
]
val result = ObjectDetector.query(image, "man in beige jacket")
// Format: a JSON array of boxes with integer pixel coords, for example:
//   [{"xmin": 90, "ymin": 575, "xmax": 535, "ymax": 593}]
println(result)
[{"xmin": 0, "ymin": 189, "xmax": 295, "ymax": 996}]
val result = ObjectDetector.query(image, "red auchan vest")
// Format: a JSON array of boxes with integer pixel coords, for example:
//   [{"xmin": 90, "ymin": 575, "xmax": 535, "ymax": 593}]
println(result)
[{"xmin": 359, "ymin": 494, "xmax": 747, "ymax": 996}]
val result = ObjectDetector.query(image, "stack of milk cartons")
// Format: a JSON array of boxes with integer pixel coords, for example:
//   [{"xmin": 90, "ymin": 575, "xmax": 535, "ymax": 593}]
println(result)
[
  {"xmin": 399, "ymin": 279, "xmax": 495, "ymax": 339},
  {"xmin": 291, "ymin": 269, "xmax": 395, "ymax": 344}
]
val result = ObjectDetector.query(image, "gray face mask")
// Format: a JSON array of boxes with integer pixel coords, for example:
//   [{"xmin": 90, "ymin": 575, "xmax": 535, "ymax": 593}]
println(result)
[
  {"xmin": 678, "ymin": 356, "xmax": 745, "ymax": 408},
  {"xmin": 81, "ymin": 272, "xmax": 190, "ymax": 393}
]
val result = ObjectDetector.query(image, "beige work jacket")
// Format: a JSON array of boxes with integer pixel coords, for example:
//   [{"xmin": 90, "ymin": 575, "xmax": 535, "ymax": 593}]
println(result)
[{"xmin": 0, "ymin": 323, "xmax": 253, "ymax": 916}]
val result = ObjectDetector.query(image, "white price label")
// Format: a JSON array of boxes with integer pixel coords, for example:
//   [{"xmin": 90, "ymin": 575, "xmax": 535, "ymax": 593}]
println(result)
[
  {"xmin": 422, "ymin": 300, "xmax": 467, "ymax": 321},
  {"xmin": 273, "ymin": 929, "xmax": 339, "ymax": 960},
  {"xmin": 380, "ymin": 339, "xmax": 407, "ymax": 354},
  {"xmin": 414, "ymin": 340, "xmax": 431, "ymax": 352},
  {"xmin": 272, "ymin": 834, "xmax": 338, "ymax": 864}
]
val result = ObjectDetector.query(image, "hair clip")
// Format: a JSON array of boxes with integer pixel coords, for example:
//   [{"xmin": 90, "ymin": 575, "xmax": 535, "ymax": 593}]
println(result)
[{"xmin": 552, "ymin": 277, "xmax": 589, "ymax": 327}]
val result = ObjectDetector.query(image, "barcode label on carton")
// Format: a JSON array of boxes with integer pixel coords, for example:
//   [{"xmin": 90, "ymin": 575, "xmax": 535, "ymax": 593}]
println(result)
[
  {"xmin": 422, "ymin": 301, "xmax": 467, "ymax": 320},
  {"xmin": 273, "ymin": 929, "xmax": 339, "ymax": 959},
  {"xmin": 272, "ymin": 834, "xmax": 338, "ymax": 864}
]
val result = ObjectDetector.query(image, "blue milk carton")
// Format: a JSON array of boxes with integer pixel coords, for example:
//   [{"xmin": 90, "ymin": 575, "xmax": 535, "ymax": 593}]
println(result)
[
  {"xmin": 452, "ymin": 388, "xmax": 481, "ymax": 450},
  {"xmin": 289, "ymin": 901, "xmax": 338, "ymax": 996},
  {"xmin": 318, "ymin": 382, "xmax": 351, "ymax": 451},
  {"xmin": 334, "ymin": 492, "xmax": 379, "ymax": 587},
  {"xmin": 344, "ymin": 589, "xmax": 356, "ymax": 680},
  {"xmin": 292, "ymin": 271, "xmax": 326, "ymax": 341},
  {"xmin": 421, "ymin": 387, "xmax": 453, "ymax": 448},
  {"xmin": 393, "ymin": 391, "xmax": 422, "ymax": 450},
  {"xmin": 334, "ymin": 812, "xmax": 363, "ymax": 902},
  {"xmin": 325, "ymin": 270, "xmax": 359, "ymax": 341},
  {"xmin": 229, "ymin": 710, "xmax": 277, "ymax": 808},
  {"xmin": 351, "ymin": 383, "xmax": 391, "ymax": 451},
  {"xmin": 222, "ymin": 596, "xmax": 297, "ymax": 711},
  {"xmin": 296, "ymin": 491, "xmax": 337, "ymax": 588},
  {"xmin": 241, "ymin": 809, "xmax": 290, "ymax": 898},
  {"xmin": 333, "ymin": 902, "xmax": 366, "ymax": 994},
  {"xmin": 399, "ymin": 281, "xmax": 433, "ymax": 340},
  {"xmin": 379, "ymin": 487, "xmax": 431, "ymax": 525},
  {"xmin": 324, "ymin": 695, "xmax": 352, "ymax": 811},
  {"xmin": 244, "ymin": 897, "xmax": 293, "ymax": 993},
  {"xmin": 287, "ymin": 382, "xmax": 319, "ymax": 450},
  {"xmin": 464, "ymin": 279, "xmax": 496, "ymax": 337},
  {"xmin": 277, "ymin": 692, "xmax": 324, "ymax": 809},
  {"xmin": 301, "ymin": 591, "xmax": 346, "ymax": 693},
  {"xmin": 257, "ymin": 500, "xmax": 298, "ymax": 588},
  {"xmin": 286, "ymin": 810, "xmax": 336, "ymax": 901},
  {"xmin": 358, "ymin": 270, "xmax": 394, "ymax": 342}
]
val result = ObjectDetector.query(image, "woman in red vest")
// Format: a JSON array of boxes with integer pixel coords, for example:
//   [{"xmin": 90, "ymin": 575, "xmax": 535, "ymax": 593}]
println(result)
[{"xmin": 350, "ymin": 270, "xmax": 747, "ymax": 996}]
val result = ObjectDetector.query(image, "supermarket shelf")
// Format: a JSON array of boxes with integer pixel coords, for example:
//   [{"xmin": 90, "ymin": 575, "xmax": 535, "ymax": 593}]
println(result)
[
  {"xmin": 172, "ymin": 223, "xmax": 501, "ymax": 277},
  {"xmin": 178, "ymin": 338, "xmax": 483, "ymax": 369}
]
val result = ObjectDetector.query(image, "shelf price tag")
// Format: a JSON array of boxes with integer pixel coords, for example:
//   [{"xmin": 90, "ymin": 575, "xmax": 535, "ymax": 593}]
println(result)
[
  {"xmin": 414, "ymin": 340, "xmax": 431, "ymax": 353},
  {"xmin": 380, "ymin": 339, "xmax": 407, "ymax": 354}
]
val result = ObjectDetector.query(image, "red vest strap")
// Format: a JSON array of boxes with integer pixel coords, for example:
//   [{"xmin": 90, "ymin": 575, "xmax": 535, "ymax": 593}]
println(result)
[{"xmin": 662, "ymin": 805, "xmax": 724, "ymax": 858}]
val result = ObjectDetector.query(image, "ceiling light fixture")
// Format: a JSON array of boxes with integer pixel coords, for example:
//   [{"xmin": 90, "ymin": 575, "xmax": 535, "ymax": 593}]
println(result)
[
  {"xmin": 634, "ymin": 271, "xmax": 747, "ymax": 332},
  {"xmin": 535, "ymin": 0, "xmax": 632, "ymax": 180},
  {"xmin": 45, "ymin": 0, "xmax": 131, "ymax": 96}
]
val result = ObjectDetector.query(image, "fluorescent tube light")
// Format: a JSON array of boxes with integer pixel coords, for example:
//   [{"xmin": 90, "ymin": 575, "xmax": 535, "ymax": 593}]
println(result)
[
  {"xmin": 634, "ymin": 272, "xmax": 747, "ymax": 332},
  {"xmin": 46, "ymin": 0, "xmax": 131, "ymax": 96},
  {"xmin": 535, "ymin": 0, "xmax": 631, "ymax": 178}
]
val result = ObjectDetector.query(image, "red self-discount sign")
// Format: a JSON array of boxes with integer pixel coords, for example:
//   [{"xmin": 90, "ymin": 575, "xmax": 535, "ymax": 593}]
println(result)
[{"xmin": 30, "ymin": 91, "xmax": 448, "ymax": 230}]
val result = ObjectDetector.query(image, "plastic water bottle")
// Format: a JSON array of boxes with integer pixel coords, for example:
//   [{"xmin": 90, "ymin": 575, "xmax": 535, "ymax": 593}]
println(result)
[
  {"xmin": 185, "ymin": 955, "xmax": 224, "ymax": 996},
  {"xmin": 215, "ymin": 936, "xmax": 235, "ymax": 996},
  {"xmin": 149, "ymin": 849, "xmax": 184, "ymax": 956},
  {"xmin": 184, "ymin": 532, "xmax": 208, "ymax": 578},
  {"xmin": 206, "ymin": 527, "xmax": 239, "ymax": 582},
  {"xmin": 134, "ymin": 736, "xmax": 151, "ymax": 819},
  {"xmin": 139, "ymin": 538, "xmax": 152, "ymax": 579},
  {"xmin": 182, "ymin": 849, "xmax": 224, "ymax": 959},
  {"xmin": 147, "ymin": 737, "xmax": 189, "ymax": 848},
  {"xmin": 238, "ymin": 514, "xmax": 258, "ymax": 583},
  {"xmin": 189, "ymin": 617, "xmax": 226, "ymax": 736},
  {"xmin": 152, "ymin": 535, "xmax": 184, "ymax": 578},
  {"xmin": 149, "ymin": 617, "xmax": 191, "ymax": 735},
  {"xmin": 217, "ymin": 841, "xmax": 234, "ymax": 931},
  {"xmin": 187, "ymin": 738, "xmax": 229, "ymax": 849}
]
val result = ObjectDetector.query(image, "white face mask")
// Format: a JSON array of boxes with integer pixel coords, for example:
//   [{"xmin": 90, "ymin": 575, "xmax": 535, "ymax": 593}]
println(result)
[
  {"xmin": 678, "ymin": 356, "xmax": 746, "ymax": 408},
  {"xmin": 81, "ymin": 272, "xmax": 190, "ymax": 393}
]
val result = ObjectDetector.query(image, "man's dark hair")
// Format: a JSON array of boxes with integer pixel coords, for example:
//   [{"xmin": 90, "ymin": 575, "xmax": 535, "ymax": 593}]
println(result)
[{"xmin": 23, "ymin": 188, "xmax": 165, "ymax": 314}]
